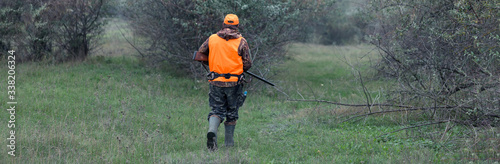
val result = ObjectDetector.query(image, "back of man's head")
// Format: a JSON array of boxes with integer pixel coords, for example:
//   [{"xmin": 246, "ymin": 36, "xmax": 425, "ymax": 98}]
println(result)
[{"xmin": 223, "ymin": 14, "xmax": 239, "ymax": 29}]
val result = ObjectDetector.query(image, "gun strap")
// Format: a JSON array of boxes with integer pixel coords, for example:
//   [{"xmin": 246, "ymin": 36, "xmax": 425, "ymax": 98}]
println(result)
[{"xmin": 207, "ymin": 72, "xmax": 244, "ymax": 83}]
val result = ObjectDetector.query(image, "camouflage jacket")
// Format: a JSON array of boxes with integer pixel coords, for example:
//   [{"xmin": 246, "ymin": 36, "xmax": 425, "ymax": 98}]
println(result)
[{"xmin": 198, "ymin": 28, "xmax": 252, "ymax": 87}]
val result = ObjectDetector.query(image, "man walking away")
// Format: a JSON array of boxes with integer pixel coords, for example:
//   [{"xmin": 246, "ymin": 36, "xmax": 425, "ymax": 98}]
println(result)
[{"xmin": 197, "ymin": 14, "xmax": 252, "ymax": 151}]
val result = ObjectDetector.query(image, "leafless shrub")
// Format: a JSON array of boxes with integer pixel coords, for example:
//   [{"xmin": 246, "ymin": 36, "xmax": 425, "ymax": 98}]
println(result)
[{"xmin": 367, "ymin": 0, "xmax": 499, "ymax": 126}]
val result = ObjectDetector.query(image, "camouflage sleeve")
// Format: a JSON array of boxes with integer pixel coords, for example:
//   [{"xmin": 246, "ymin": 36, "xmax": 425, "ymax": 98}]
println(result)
[
  {"xmin": 198, "ymin": 38, "xmax": 210, "ymax": 56},
  {"xmin": 239, "ymin": 38, "xmax": 252, "ymax": 72}
]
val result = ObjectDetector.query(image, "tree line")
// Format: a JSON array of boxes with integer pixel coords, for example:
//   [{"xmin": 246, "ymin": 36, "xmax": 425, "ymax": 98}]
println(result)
[{"xmin": 1, "ymin": 0, "xmax": 362, "ymax": 62}]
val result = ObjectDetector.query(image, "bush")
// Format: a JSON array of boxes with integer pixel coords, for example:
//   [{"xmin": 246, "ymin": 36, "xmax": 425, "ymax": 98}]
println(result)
[
  {"xmin": 0, "ymin": 0, "xmax": 108, "ymax": 62},
  {"xmin": 368, "ymin": 0, "xmax": 499, "ymax": 126},
  {"xmin": 0, "ymin": 1, "xmax": 28, "ymax": 59},
  {"xmin": 50, "ymin": 0, "xmax": 107, "ymax": 61},
  {"xmin": 125, "ymin": 0, "xmax": 318, "ymax": 77}
]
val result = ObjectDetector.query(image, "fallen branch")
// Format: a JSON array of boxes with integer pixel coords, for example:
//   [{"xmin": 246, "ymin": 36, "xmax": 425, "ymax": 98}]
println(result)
[
  {"xmin": 286, "ymin": 99, "xmax": 413, "ymax": 108},
  {"xmin": 377, "ymin": 120, "xmax": 453, "ymax": 138},
  {"xmin": 340, "ymin": 106, "xmax": 456, "ymax": 123}
]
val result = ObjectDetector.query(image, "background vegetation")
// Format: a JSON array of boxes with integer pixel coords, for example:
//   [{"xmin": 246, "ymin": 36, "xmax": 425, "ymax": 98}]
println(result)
[
  {"xmin": 124, "ymin": 0, "xmax": 331, "ymax": 77},
  {"xmin": 367, "ymin": 0, "xmax": 499, "ymax": 128},
  {"xmin": 1, "ymin": 0, "xmax": 108, "ymax": 62},
  {"xmin": 0, "ymin": 0, "xmax": 498, "ymax": 163}
]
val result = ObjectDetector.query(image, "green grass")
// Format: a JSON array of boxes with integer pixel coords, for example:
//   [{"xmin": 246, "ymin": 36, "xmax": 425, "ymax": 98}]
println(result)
[
  {"xmin": 1, "ymin": 21, "xmax": 497, "ymax": 163},
  {"xmin": 278, "ymin": 43, "xmax": 386, "ymax": 101}
]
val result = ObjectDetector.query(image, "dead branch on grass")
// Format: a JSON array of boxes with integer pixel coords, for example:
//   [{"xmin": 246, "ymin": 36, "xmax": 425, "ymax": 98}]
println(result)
[
  {"xmin": 286, "ymin": 99, "xmax": 413, "ymax": 108},
  {"xmin": 377, "ymin": 120, "xmax": 454, "ymax": 138},
  {"xmin": 340, "ymin": 106, "xmax": 457, "ymax": 123}
]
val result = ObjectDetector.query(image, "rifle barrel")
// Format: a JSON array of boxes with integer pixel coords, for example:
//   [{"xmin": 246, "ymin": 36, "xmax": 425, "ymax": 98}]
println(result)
[{"xmin": 245, "ymin": 71, "xmax": 275, "ymax": 86}]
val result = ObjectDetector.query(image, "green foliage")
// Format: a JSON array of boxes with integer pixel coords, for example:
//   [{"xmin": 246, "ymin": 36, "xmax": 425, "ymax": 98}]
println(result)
[
  {"xmin": 0, "ymin": 0, "xmax": 54, "ymax": 61},
  {"xmin": 23, "ymin": 3, "xmax": 53, "ymax": 61},
  {"xmin": 0, "ymin": 0, "xmax": 110, "ymax": 62},
  {"xmin": 0, "ymin": 1, "xmax": 24, "ymax": 55},
  {"xmin": 125, "ymin": 0, "xmax": 316, "ymax": 77}
]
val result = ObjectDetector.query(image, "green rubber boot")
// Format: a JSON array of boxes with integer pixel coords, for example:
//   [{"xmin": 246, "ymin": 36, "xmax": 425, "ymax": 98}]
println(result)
[
  {"xmin": 207, "ymin": 116, "xmax": 220, "ymax": 151},
  {"xmin": 224, "ymin": 125, "xmax": 235, "ymax": 147}
]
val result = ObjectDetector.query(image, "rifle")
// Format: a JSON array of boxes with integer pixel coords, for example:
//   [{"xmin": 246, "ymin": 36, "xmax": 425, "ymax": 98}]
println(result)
[{"xmin": 193, "ymin": 51, "xmax": 275, "ymax": 86}]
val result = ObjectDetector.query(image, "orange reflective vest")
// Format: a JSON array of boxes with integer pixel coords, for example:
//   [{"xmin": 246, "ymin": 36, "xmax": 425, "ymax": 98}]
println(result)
[{"xmin": 208, "ymin": 34, "xmax": 244, "ymax": 82}]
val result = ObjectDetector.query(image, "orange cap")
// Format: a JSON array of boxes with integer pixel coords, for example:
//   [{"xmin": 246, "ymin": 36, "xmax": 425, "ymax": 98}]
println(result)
[{"xmin": 224, "ymin": 14, "xmax": 239, "ymax": 25}]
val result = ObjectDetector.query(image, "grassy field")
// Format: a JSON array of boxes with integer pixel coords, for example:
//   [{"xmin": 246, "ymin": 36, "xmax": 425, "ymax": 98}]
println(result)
[{"xmin": 1, "ymin": 19, "xmax": 497, "ymax": 163}]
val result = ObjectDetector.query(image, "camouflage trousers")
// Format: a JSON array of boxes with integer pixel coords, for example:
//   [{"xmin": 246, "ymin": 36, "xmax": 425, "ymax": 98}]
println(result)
[{"xmin": 207, "ymin": 83, "xmax": 246, "ymax": 124}]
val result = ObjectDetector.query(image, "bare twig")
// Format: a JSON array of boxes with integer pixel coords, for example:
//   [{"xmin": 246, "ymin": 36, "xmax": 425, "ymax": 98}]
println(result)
[
  {"xmin": 305, "ymin": 82, "xmax": 317, "ymax": 100},
  {"xmin": 340, "ymin": 106, "xmax": 456, "ymax": 123},
  {"xmin": 440, "ymin": 120, "xmax": 455, "ymax": 141},
  {"xmin": 357, "ymin": 70, "xmax": 373, "ymax": 113},
  {"xmin": 115, "ymin": 22, "xmax": 146, "ymax": 57},
  {"xmin": 378, "ymin": 120, "xmax": 453, "ymax": 138},
  {"xmin": 341, "ymin": 53, "xmax": 374, "ymax": 113},
  {"xmin": 286, "ymin": 99, "xmax": 413, "ymax": 108},
  {"xmin": 296, "ymin": 90, "xmax": 305, "ymax": 100},
  {"xmin": 273, "ymin": 86, "xmax": 291, "ymax": 98}
]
